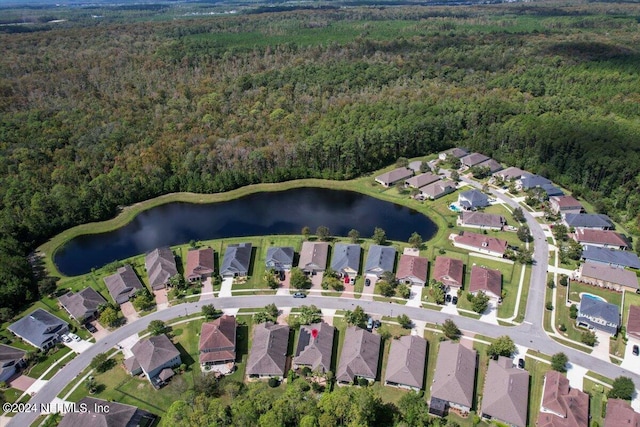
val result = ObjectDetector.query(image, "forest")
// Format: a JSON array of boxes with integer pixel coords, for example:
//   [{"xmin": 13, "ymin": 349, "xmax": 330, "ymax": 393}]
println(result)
[{"xmin": 1, "ymin": 1, "xmax": 640, "ymax": 315}]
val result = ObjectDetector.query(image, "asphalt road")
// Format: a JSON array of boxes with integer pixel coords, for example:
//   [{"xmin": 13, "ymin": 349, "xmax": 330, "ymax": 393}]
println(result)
[{"xmin": 8, "ymin": 177, "xmax": 634, "ymax": 426}]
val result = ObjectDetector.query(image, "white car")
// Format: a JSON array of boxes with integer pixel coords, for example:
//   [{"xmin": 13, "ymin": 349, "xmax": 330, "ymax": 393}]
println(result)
[
  {"xmin": 61, "ymin": 334, "xmax": 72, "ymax": 343},
  {"xmin": 69, "ymin": 333, "xmax": 81, "ymax": 342}
]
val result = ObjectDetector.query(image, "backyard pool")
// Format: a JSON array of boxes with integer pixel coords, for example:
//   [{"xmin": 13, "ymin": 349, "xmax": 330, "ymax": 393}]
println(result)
[
  {"xmin": 581, "ymin": 293, "xmax": 607, "ymax": 302},
  {"xmin": 449, "ymin": 204, "xmax": 462, "ymax": 212}
]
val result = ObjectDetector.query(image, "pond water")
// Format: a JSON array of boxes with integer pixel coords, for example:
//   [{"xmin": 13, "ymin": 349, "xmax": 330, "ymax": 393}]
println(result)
[{"xmin": 54, "ymin": 187, "xmax": 438, "ymax": 276}]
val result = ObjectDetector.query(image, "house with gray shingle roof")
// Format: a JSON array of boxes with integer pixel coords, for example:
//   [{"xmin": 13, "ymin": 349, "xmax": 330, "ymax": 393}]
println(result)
[
  {"xmin": 476, "ymin": 158, "xmax": 503, "ymax": 173},
  {"xmin": 145, "ymin": 247, "xmax": 178, "ymax": 290},
  {"xmin": 246, "ymin": 322, "xmax": 290, "ymax": 379},
  {"xmin": 429, "ymin": 341, "xmax": 477, "ymax": 416},
  {"xmin": 460, "ymin": 152, "xmax": 490, "ymax": 168},
  {"xmin": 265, "ymin": 246, "xmax": 295, "ymax": 272},
  {"xmin": 364, "ymin": 245, "xmax": 396, "ymax": 278},
  {"xmin": 104, "ymin": 265, "xmax": 145, "ymax": 305},
  {"xmin": 298, "ymin": 241, "xmax": 329, "ymax": 274},
  {"xmin": 331, "ymin": 243, "xmax": 361, "ymax": 277},
  {"xmin": 582, "ymin": 246, "xmax": 640, "ymax": 270},
  {"xmin": 542, "ymin": 184, "xmax": 564, "ymax": 197},
  {"xmin": 494, "ymin": 167, "xmax": 527, "ymax": 181},
  {"xmin": 336, "ymin": 326, "xmax": 381, "ymax": 384},
  {"xmin": 125, "ymin": 334, "xmax": 181, "ymax": 388},
  {"xmin": 576, "ymin": 297, "xmax": 620, "ymax": 335},
  {"xmin": 562, "ymin": 213, "xmax": 614, "ymax": 230},
  {"xmin": 8, "ymin": 309, "xmax": 69, "ymax": 350},
  {"xmin": 481, "ymin": 356, "xmax": 529, "ymax": 427},
  {"xmin": 405, "ymin": 172, "xmax": 440, "ymax": 189},
  {"xmin": 384, "ymin": 335, "xmax": 427, "ymax": 391},
  {"xmin": 0, "ymin": 344, "xmax": 26, "ymax": 383},
  {"xmin": 578, "ymin": 262, "xmax": 638, "ymax": 292},
  {"xmin": 517, "ymin": 174, "xmax": 552, "ymax": 190},
  {"xmin": 419, "ymin": 179, "xmax": 456, "ymax": 200},
  {"xmin": 293, "ymin": 322, "xmax": 335, "ymax": 374},
  {"xmin": 459, "ymin": 211, "xmax": 505, "ymax": 230},
  {"xmin": 375, "ymin": 167, "xmax": 414, "ymax": 187},
  {"xmin": 439, "ymin": 147, "xmax": 468, "ymax": 161},
  {"xmin": 220, "ymin": 243, "xmax": 252, "ymax": 278},
  {"xmin": 58, "ymin": 287, "xmax": 107, "ymax": 323},
  {"xmin": 57, "ymin": 397, "xmax": 156, "ymax": 427},
  {"xmin": 458, "ymin": 189, "xmax": 490, "ymax": 211}
]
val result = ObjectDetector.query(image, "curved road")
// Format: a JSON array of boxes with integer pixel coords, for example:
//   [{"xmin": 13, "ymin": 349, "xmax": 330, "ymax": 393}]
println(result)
[{"xmin": 8, "ymin": 179, "xmax": 635, "ymax": 426}]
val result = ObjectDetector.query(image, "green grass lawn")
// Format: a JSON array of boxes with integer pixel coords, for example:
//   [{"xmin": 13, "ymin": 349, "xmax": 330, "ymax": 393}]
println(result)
[
  {"xmin": 26, "ymin": 345, "xmax": 72, "ymax": 378},
  {"xmin": 567, "ymin": 280, "xmax": 622, "ymax": 308},
  {"xmin": 525, "ymin": 355, "xmax": 551, "ymax": 427},
  {"xmin": 583, "ymin": 378, "xmax": 609, "ymax": 426}
]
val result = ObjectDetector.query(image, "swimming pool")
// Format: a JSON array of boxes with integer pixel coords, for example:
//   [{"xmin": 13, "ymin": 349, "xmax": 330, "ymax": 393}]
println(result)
[
  {"xmin": 449, "ymin": 204, "xmax": 462, "ymax": 213},
  {"xmin": 581, "ymin": 293, "xmax": 606, "ymax": 303}
]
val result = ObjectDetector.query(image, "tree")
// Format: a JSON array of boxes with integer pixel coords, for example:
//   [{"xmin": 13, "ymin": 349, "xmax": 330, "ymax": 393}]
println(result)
[
  {"xmin": 372, "ymin": 227, "xmax": 387, "ymax": 245},
  {"xmin": 290, "ymin": 267, "xmax": 311, "ymax": 289},
  {"xmin": 569, "ymin": 304, "xmax": 578, "ymax": 319},
  {"xmin": 517, "ymin": 225, "xmax": 532, "ymax": 242},
  {"xmin": 487, "ymin": 335, "xmax": 516, "ymax": 358},
  {"xmin": 85, "ymin": 377, "xmax": 98, "ymax": 394},
  {"xmin": 450, "ymin": 170, "xmax": 460, "ymax": 182},
  {"xmin": 397, "ymin": 314, "xmax": 412, "ymax": 329},
  {"xmin": 446, "ymin": 155, "xmax": 461, "ymax": 169},
  {"xmin": 344, "ymin": 306, "xmax": 368, "ymax": 328},
  {"xmin": 552, "ymin": 224, "xmax": 568, "ymax": 242},
  {"xmin": 581, "ymin": 330, "xmax": 597, "ymax": 347},
  {"xmin": 442, "ymin": 319, "xmax": 461, "ymax": 339},
  {"xmin": 131, "ymin": 289, "xmax": 154, "ymax": 311},
  {"xmin": 264, "ymin": 270, "xmax": 279, "ymax": 289},
  {"xmin": 148, "ymin": 320, "xmax": 168, "ymax": 336},
  {"xmin": 396, "ymin": 283, "xmax": 410, "ymax": 299},
  {"xmin": 254, "ymin": 303, "xmax": 279, "ymax": 324},
  {"xmin": 396, "ymin": 157, "xmax": 409, "ymax": 168},
  {"xmin": 301, "ymin": 226, "xmax": 311, "ymax": 240},
  {"xmin": 397, "ymin": 391, "xmax": 431, "ymax": 427},
  {"xmin": 90, "ymin": 353, "xmax": 114, "ymax": 373},
  {"xmin": 99, "ymin": 306, "xmax": 119, "ymax": 328},
  {"xmin": 38, "ymin": 278, "xmax": 57, "ymax": 297},
  {"xmin": 430, "ymin": 285, "xmax": 445, "ymax": 305},
  {"xmin": 316, "ymin": 226, "xmax": 330, "ymax": 241},
  {"xmin": 512, "ymin": 207, "xmax": 525, "ymax": 223},
  {"xmin": 202, "ymin": 304, "xmax": 219, "ymax": 320},
  {"xmin": 547, "ymin": 278, "xmax": 555, "ymax": 289},
  {"xmin": 517, "ymin": 248, "xmax": 534, "ymax": 264},
  {"xmin": 297, "ymin": 305, "xmax": 322, "ymax": 325},
  {"xmin": 565, "ymin": 239, "xmax": 583, "ymax": 260},
  {"xmin": 471, "ymin": 291, "xmax": 490, "ymax": 313},
  {"xmin": 419, "ymin": 162, "xmax": 431, "ymax": 173},
  {"xmin": 408, "ymin": 232, "xmax": 423, "ymax": 249},
  {"xmin": 551, "ymin": 353, "xmax": 568, "ymax": 373},
  {"xmin": 378, "ymin": 281, "xmax": 395, "ymax": 297},
  {"xmin": 169, "ymin": 273, "xmax": 187, "ymax": 290},
  {"xmin": 380, "ymin": 271, "xmax": 398, "ymax": 287},
  {"xmin": 348, "ymin": 229, "xmax": 360, "ymax": 243},
  {"xmin": 609, "ymin": 376, "xmax": 635, "ymax": 400},
  {"xmin": 559, "ymin": 275, "xmax": 569, "ymax": 287}
]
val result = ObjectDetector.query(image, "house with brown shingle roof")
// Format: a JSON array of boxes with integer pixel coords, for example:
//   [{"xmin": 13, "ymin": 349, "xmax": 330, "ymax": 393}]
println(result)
[
  {"xmin": 439, "ymin": 147, "xmax": 468, "ymax": 161},
  {"xmin": 433, "ymin": 256, "xmax": 464, "ymax": 289},
  {"xmin": 476, "ymin": 158, "xmax": 503, "ymax": 173},
  {"xmin": 549, "ymin": 196, "xmax": 584, "ymax": 215},
  {"xmin": 460, "ymin": 152, "xmax": 490, "ymax": 168},
  {"xmin": 481, "ymin": 356, "xmax": 529, "ymax": 427},
  {"xmin": 578, "ymin": 262, "xmax": 639, "ymax": 292},
  {"xmin": 104, "ymin": 265, "xmax": 145, "ymax": 305},
  {"xmin": 384, "ymin": 335, "xmax": 427, "ymax": 391},
  {"xmin": 336, "ymin": 326, "xmax": 381, "ymax": 384},
  {"xmin": 451, "ymin": 231, "xmax": 508, "ymax": 258},
  {"xmin": 375, "ymin": 167, "xmax": 414, "ymax": 188},
  {"xmin": 396, "ymin": 254, "xmax": 429, "ymax": 286},
  {"xmin": 145, "ymin": 247, "xmax": 178, "ymax": 290},
  {"xmin": 58, "ymin": 287, "xmax": 107, "ymax": 323},
  {"xmin": 293, "ymin": 322, "xmax": 335, "ymax": 374},
  {"xmin": 299, "ymin": 241, "xmax": 329, "ymax": 274},
  {"xmin": 58, "ymin": 397, "xmax": 156, "ymax": 427},
  {"xmin": 469, "ymin": 265, "xmax": 502, "ymax": 300},
  {"xmin": 429, "ymin": 341, "xmax": 477, "ymax": 416},
  {"xmin": 419, "ymin": 179, "xmax": 456, "ymax": 200},
  {"xmin": 537, "ymin": 370, "xmax": 589, "ymax": 427},
  {"xmin": 459, "ymin": 211, "xmax": 506, "ymax": 230},
  {"xmin": 246, "ymin": 322, "xmax": 290, "ymax": 379},
  {"xmin": 604, "ymin": 399, "xmax": 640, "ymax": 427},
  {"xmin": 493, "ymin": 167, "xmax": 527, "ymax": 181},
  {"xmin": 125, "ymin": 334, "xmax": 181, "ymax": 388},
  {"xmin": 199, "ymin": 315, "xmax": 236, "ymax": 372},
  {"xmin": 572, "ymin": 228, "xmax": 630, "ymax": 250},
  {"xmin": 627, "ymin": 305, "xmax": 640, "ymax": 341},
  {"xmin": 405, "ymin": 172, "xmax": 441, "ymax": 189},
  {"xmin": 186, "ymin": 247, "xmax": 215, "ymax": 282}
]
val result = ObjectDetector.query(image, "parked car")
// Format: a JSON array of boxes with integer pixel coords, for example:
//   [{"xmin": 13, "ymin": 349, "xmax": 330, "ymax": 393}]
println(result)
[
  {"xmin": 452, "ymin": 296, "xmax": 458, "ymax": 305},
  {"xmin": 517, "ymin": 358, "xmax": 525, "ymax": 369},
  {"xmin": 293, "ymin": 292, "xmax": 306, "ymax": 298},
  {"xmin": 279, "ymin": 271, "xmax": 285, "ymax": 281},
  {"xmin": 633, "ymin": 345, "xmax": 639, "ymax": 356},
  {"xmin": 373, "ymin": 320, "xmax": 381, "ymax": 329},
  {"xmin": 367, "ymin": 317, "xmax": 374, "ymax": 331},
  {"xmin": 445, "ymin": 294, "xmax": 452, "ymax": 303},
  {"xmin": 84, "ymin": 323, "xmax": 97, "ymax": 333},
  {"xmin": 349, "ymin": 277, "xmax": 355, "ymax": 285},
  {"xmin": 365, "ymin": 278, "xmax": 371, "ymax": 287},
  {"xmin": 69, "ymin": 333, "xmax": 81, "ymax": 342},
  {"xmin": 61, "ymin": 334, "xmax": 72, "ymax": 343}
]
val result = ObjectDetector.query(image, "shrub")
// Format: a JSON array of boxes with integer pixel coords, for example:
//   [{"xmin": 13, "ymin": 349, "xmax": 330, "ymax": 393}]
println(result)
[{"xmin": 268, "ymin": 377, "xmax": 280, "ymax": 388}]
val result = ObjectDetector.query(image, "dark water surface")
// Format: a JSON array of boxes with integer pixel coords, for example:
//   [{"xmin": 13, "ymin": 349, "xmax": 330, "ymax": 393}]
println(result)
[{"xmin": 55, "ymin": 187, "xmax": 438, "ymax": 276}]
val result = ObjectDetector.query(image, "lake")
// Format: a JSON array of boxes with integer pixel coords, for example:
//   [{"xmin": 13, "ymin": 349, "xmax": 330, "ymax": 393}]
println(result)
[{"xmin": 54, "ymin": 187, "xmax": 438, "ymax": 276}]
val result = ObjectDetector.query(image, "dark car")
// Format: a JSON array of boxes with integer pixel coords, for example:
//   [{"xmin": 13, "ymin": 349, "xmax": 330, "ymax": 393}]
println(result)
[
  {"xmin": 633, "ymin": 345, "xmax": 639, "ymax": 356},
  {"xmin": 279, "ymin": 271, "xmax": 285, "ymax": 281},
  {"xmin": 517, "ymin": 358, "xmax": 525, "ymax": 369},
  {"xmin": 445, "ymin": 294, "xmax": 452, "ymax": 303},
  {"xmin": 293, "ymin": 292, "xmax": 306, "ymax": 298},
  {"xmin": 452, "ymin": 296, "xmax": 458, "ymax": 305},
  {"xmin": 373, "ymin": 320, "xmax": 381, "ymax": 329},
  {"xmin": 365, "ymin": 278, "xmax": 371, "ymax": 287},
  {"xmin": 84, "ymin": 323, "xmax": 97, "ymax": 333}
]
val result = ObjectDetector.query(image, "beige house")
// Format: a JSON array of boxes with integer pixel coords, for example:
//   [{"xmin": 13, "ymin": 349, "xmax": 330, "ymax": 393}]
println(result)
[
  {"xmin": 429, "ymin": 342, "xmax": 477, "ymax": 416},
  {"xmin": 375, "ymin": 167, "xmax": 413, "ymax": 187},
  {"xmin": 549, "ymin": 195, "xmax": 584, "ymax": 215},
  {"xmin": 336, "ymin": 327, "xmax": 381, "ymax": 384},
  {"xmin": 578, "ymin": 262, "xmax": 638, "ymax": 292},
  {"xmin": 384, "ymin": 335, "xmax": 426, "ymax": 391},
  {"xmin": 481, "ymin": 356, "xmax": 529, "ymax": 427},
  {"xmin": 298, "ymin": 241, "xmax": 329, "ymax": 274}
]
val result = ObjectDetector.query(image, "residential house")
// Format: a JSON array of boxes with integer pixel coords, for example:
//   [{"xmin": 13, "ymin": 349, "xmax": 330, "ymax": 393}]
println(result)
[
  {"xmin": 460, "ymin": 152, "xmax": 490, "ymax": 168},
  {"xmin": 493, "ymin": 167, "xmax": 527, "ymax": 182},
  {"xmin": 542, "ymin": 184, "xmax": 564, "ymax": 197},
  {"xmin": 581, "ymin": 246, "xmax": 640, "ymax": 270},
  {"xmin": 476, "ymin": 158, "xmax": 503, "ymax": 173},
  {"xmin": 8, "ymin": 309, "xmax": 69, "ymax": 350},
  {"xmin": 145, "ymin": 247, "xmax": 178, "ymax": 290},
  {"xmin": 439, "ymin": 147, "xmax": 468, "ymax": 161},
  {"xmin": 405, "ymin": 172, "xmax": 440, "ymax": 189},
  {"xmin": 336, "ymin": 326, "xmax": 381, "ymax": 384},
  {"xmin": 331, "ymin": 243, "xmax": 361, "ymax": 278},
  {"xmin": 185, "ymin": 247, "xmax": 215, "ymax": 282},
  {"xmin": 549, "ymin": 196, "xmax": 584, "ymax": 215},
  {"xmin": 481, "ymin": 356, "xmax": 529, "ymax": 427},
  {"xmin": 265, "ymin": 246, "xmax": 295, "ymax": 272},
  {"xmin": 375, "ymin": 167, "xmax": 414, "ymax": 187},
  {"xmin": 578, "ymin": 262, "xmax": 638, "ymax": 292},
  {"xmin": 58, "ymin": 287, "xmax": 107, "ymax": 323},
  {"xmin": 199, "ymin": 315, "xmax": 236, "ymax": 372},
  {"xmin": 573, "ymin": 228, "xmax": 631, "ymax": 250},
  {"xmin": 459, "ymin": 211, "xmax": 505, "ymax": 230},
  {"xmin": 469, "ymin": 265, "xmax": 502, "ymax": 300},
  {"xmin": 451, "ymin": 231, "xmax": 508, "ymax": 258},
  {"xmin": 364, "ymin": 245, "xmax": 396, "ymax": 277},
  {"xmin": 124, "ymin": 334, "xmax": 181, "ymax": 388},
  {"xmin": 298, "ymin": 241, "xmax": 329, "ymax": 274},
  {"xmin": 429, "ymin": 341, "xmax": 477, "ymax": 416},
  {"xmin": 576, "ymin": 297, "xmax": 620, "ymax": 335},
  {"xmin": 396, "ymin": 254, "xmax": 429, "ymax": 286},
  {"xmin": 419, "ymin": 179, "xmax": 456, "ymax": 200},
  {"xmin": 517, "ymin": 174, "xmax": 552, "ymax": 190},
  {"xmin": 626, "ymin": 305, "xmax": 640, "ymax": 341},
  {"xmin": 458, "ymin": 189, "xmax": 490, "ymax": 211},
  {"xmin": 562, "ymin": 213, "xmax": 614, "ymax": 230},
  {"xmin": 293, "ymin": 322, "xmax": 335, "ymax": 374},
  {"xmin": 220, "ymin": 243, "xmax": 252, "ymax": 278},
  {"xmin": 604, "ymin": 399, "xmax": 640, "ymax": 427},
  {"xmin": 58, "ymin": 397, "xmax": 156, "ymax": 427},
  {"xmin": 104, "ymin": 265, "xmax": 145, "ymax": 305},
  {"xmin": 0, "ymin": 344, "xmax": 26, "ymax": 383},
  {"xmin": 246, "ymin": 322, "xmax": 290, "ymax": 379},
  {"xmin": 537, "ymin": 370, "xmax": 589, "ymax": 427},
  {"xmin": 433, "ymin": 256, "xmax": 464, "ymax": 289},
  {"xmin": 384, "ymin": 335, "xmax": 427, "ymax": 391}
]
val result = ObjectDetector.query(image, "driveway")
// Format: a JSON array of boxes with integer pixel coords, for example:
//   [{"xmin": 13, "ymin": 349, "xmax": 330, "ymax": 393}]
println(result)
[
  {"xmin": 276, "ymin": 270, "xmax": 290, "ymax": 296},
  {"xmin": 591, "ymin": 330, "xmax": 611, "ymax": 362},
  {"xmin": 406, "ymin": 284, "xmax": 423, "ymax": 307},
  {"xmin": 8, "ymin": 374, "xmax": 36, "ymax": 392},
  {"xmin": 621, "ymin": 337, "xmax": 640, "ymax": 375},
  {"xmin": 479, "ymin": 300, "xmax": 499, "ymax": 325},
  {"xmin": 566, "ymin": 363, "xmax": 588, "ymax": 390},
  {"xmin": 219, "ymin": 277, "xmax": 233, "ymax": 297},
  {"xmin": 199, "ymin": 276, "xmax": 214, "ymax": 301},
  {"xmin": 87, "ymin": 320, "xmax": 110, "ymax": 341},
  {"xmin": 154, "ymin": 289, "xmax": 169, "ymax": 310},
  {"xmin": 310, "ymin": 272, "xmax": 324, "ymax": 292},
  {"xmin": 120, "ymin": 301, "xmax": 139, "ymax": 323},
  {"xmin": 360, "ymin": 275, "xmax": 377, "ymax": 301},
  {"xmin": 64, "ymin": 339, "xmax": 93, "ymax": 354}
]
